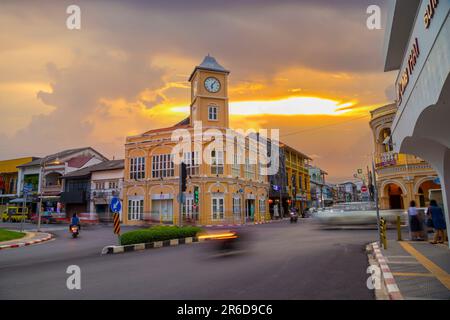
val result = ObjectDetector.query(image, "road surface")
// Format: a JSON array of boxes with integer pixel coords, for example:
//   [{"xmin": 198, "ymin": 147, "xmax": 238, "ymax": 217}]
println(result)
[{"xmin": 0, "ymin": 220, "xmax": 380, "ymax": 299}]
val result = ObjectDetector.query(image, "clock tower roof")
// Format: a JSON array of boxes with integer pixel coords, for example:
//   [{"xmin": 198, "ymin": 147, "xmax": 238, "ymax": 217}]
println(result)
[{"xmin": 188, "ymin": 54, "xmax": 230, "ymax": 81}]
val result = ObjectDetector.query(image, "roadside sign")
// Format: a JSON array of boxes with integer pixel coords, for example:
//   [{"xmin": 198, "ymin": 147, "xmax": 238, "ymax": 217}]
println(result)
[
  {"xmin": 433, "ymin": 177, "xmax": 441, "ymax": 185},
  {"xmin": 361, "ymin": 186, "xmax": 368, "ymax": 193},
  {"xmin": 110, "ymin": 197, "xmax": 122, "ymax": 213}
]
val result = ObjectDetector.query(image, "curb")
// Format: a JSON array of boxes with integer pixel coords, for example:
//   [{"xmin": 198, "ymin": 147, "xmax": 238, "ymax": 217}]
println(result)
[
  {"xmin": 0, "ymin": 233, "xmax": 53, "ymax": 250},
  {"xmin": 101, "ymin": 236, "xmax": 205, "ymax": 255},
  {"xmin": 370, "ymin": 242, "xmax": 404, "ymax": 300}
]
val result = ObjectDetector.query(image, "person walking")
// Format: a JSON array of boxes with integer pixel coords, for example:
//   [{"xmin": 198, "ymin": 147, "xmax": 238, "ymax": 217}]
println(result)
[
  {"xmin": 408, "ymin": 200, "xmax": 423, "ymax": 241},
  {"xmin": 427, "ymin": 200, "xmax": 447, "ymax": 244},
  {"xmin": 273, "ymin": 204, "xmax": 280, "ymax": 220}
]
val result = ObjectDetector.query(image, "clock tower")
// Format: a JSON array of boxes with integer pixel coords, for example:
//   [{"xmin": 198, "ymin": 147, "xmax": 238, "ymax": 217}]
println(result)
[{"xmin": 189, "ymin": 55, "xmax": 230, "ymax": 128}]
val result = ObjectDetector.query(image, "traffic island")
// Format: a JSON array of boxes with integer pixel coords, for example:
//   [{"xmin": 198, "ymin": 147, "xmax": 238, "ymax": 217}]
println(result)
[
  {"xmin": 0, "ymin": 231, "xmax": 53, "ymax": 250},
  {"xmin": 101, "ymin": 236, "xmax": 205, "ymax": 254},
  {"xmin": 0, "ymin": 228, "xmax": 25, "ymax": 242},
  {"xmin": 102, "ymin": 225, "xmax": 204, "ymax": 255}
]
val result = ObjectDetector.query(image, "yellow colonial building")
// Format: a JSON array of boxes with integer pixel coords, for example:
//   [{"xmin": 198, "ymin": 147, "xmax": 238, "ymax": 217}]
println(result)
[
  {"xmin": 0, "ymin": 157, "xmax": 37, "ymax": 204},
  {"xmin": 123, "ymin": 56, "xmax": 270, "ymax": 226},
  {"xmin": 370, "ymin": 104, "xmax": 439, "ymax": 209},
  {"xmin": 282, "ymin": 143, "xmax": 311, "ymax": 213}
]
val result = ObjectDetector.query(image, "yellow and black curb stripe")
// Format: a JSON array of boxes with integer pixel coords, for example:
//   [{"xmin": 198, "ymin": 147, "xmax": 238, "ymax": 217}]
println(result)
[{"xmin": 101, "ymin": 237, "xmax": 205, "ymax": 255}]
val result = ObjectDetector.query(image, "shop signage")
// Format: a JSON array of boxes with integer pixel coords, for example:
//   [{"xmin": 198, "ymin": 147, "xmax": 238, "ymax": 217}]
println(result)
[
  {"xmin": 424, "ymin": 0, "xmax": 440, "ymax": 29},
  {"xmin": 397, "ymin": 38, "xmax": 420, "ymax": 105},
  {"xmin": 152, "ymin": 193, "xmax": 173, "ymax": 200},
  {"xmin": 396, "ymin": 0, "xmax": 448, "ymax": 107}
]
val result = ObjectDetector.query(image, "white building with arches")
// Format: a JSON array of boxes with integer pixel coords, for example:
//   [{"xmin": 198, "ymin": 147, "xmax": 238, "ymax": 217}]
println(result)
[{"xmin": 370, "ymin": 103, "xmax": 439, "ymax": 210}]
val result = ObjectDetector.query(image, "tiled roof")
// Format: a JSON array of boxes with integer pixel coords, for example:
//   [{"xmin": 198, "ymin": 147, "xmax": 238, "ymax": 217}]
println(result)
[
  {"xmin": 142, "ymin": 124, "xmax": 191, "ymax": 136},
  {"xmin": 63, "ymin": 160, "xmax": 124, "ymax": 178},
  {"xmin": 17, "ymin": 147, "xmax": 107, "ymax": 167},
  {"xmin": 279, "ymin": 142, "xmax": 312, "ymax": 160},
  {"xmin": 67, "ymin": 155, "xmax": 94, "ymax": 168},
  {"xmin": 189, "ymin": 55, "xmax": 230, "ymax": 81}
]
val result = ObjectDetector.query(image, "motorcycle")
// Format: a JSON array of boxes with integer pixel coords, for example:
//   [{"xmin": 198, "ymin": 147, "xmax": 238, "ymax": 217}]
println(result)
[
  {"xmin": 70, "ymin": 225, "xmax": 79, "ymax": 238},
  {"xmin": 290, "ymin": 211, "xmax": 298, "ymax": 223}
]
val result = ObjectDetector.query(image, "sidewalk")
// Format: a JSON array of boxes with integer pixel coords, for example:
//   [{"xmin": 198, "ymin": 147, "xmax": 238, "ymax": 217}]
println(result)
[{"xmin": 373, "ymin": 230, "xmax": 450, "ymax": 300}]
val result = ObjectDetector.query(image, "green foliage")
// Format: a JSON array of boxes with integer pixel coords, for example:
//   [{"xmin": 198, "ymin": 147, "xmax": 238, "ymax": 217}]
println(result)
[{"xmin": 120, "ymin": 225, "xmax": 202, "ymax": 246}]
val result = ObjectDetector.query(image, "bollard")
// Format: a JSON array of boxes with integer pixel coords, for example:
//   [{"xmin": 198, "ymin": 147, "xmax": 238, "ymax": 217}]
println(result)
[
  {"xmin": 380, "ymin": 217, "xmax": 388, "ymax": 249},
  {"xmin": 383, "ymin": 220, "xmax": 388, "ymax": 249},
  {"xmin": 397, "ymin": 215, "xmax": 402, "ymax": 241}
]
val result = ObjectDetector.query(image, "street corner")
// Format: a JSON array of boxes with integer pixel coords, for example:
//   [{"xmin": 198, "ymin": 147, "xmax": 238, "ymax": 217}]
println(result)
[
  {"xmin": 366, "ymin": 242, "xmax": 404, "ymax": 300},
  {"xmin": 0, "ymin": 231, "xmax": 53, "ymax": 251}
]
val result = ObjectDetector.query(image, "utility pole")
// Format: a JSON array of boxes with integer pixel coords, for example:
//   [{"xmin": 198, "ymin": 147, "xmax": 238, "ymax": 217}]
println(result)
[
  {"xmin": 179, "ymin": 162, "xmax": 187, "ymax": 227},
  {"xmin": 21, "ymin": 189, "xmax": 27, "ymax": 232},
  {"xmin": 372, "ymin": 159, "xmax": 382, "ymax": 243},
  {"xmin": 37, "ymin": 160, "xmax": 46, "ymax": 233}
]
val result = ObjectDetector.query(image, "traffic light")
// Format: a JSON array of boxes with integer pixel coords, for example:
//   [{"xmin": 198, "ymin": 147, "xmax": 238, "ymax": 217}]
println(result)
[
  {"xmin": 194, "ymin": 186, "xmax": 199, "ymax": 204},
  {"xmin": 180, "ymin": 162, "xmax": 187, "ymax": 192}
]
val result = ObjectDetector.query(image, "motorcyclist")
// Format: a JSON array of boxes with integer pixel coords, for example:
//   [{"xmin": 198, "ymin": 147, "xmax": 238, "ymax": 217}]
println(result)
[
  {"xmin": 70, "ymin": 213, "xmax": 81, "ymax": 231},
  {"xmin": 290, "ymin": 208, "xmax": 298, "ymax": 222}
]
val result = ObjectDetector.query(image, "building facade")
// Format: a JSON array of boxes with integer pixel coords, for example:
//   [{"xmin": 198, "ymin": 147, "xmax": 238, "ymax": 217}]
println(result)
[
  {"xmin": 0, "ymin": 157, "xmax": 37, "ymax": 205},
  {"xmin": 336, "ymin": 181, "xmax": 358, "ymax": 203},
  {"xmin": 283, "ymin": 143, "xmax": 311, "ymax": 214},
  {"xmin": 90, "ymin": 160, "xmax": 124, "ymax": 222},
  {"xmin": 384, "ymin": 0, "xmax": 450, "ymax": 245},
  {"xmin": 268, "ymin": 145, "xmax": 289, "ymax": 218},
  {"xmin": 61, "ymin": 159, "xmax": 123, "ymax": 221},
  {"xmin": 370, "ymin": 103, "xmax": 439, "ymax": 209},
  {"xmin": 308, "ymin": 166, "xmax": 327, "ymax": 208},
  {"xmin": 123, "ymin": 56, "xmax": 270, "ymax": 226},
  {"xmin": 17, "ymin": 147, "xmax": 107, "ymax": 215}
]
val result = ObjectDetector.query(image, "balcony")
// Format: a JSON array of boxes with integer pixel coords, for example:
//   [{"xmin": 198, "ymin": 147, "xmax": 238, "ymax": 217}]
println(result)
[
  {"xmin": 375, "ymin": 152, "xmax": 426, "ymax": 169},
  {"xmin": 42, "ymin": 184, "xmax": 62, "ymax": 195},
  {"xmin": 375, "ymin": 152, "xmax": 397, "ymax": 168},
  {"xmin": 92, "ymin": 189, "xmax": 120, "ymax": 198}
]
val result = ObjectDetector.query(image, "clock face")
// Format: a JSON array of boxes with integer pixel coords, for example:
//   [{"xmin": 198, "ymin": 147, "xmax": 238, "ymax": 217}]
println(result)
[{"xmin": 204, "ymin": 77, "xmax": 221, "ymax": 93}]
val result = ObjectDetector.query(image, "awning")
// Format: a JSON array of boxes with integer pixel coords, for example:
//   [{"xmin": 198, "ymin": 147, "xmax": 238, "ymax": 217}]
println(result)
[
  {"xmin": 39, "ymin": 196, "xmax": 61, "ymax": 200},
  {"xmin": 10, "ymin": 198, "xmax": 26, "ymax": 203}
]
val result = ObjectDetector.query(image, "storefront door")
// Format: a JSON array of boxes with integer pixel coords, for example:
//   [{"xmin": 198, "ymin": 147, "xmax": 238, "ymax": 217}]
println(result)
[{"xmin": 152, "ymin": 199, "xmax": 173, "ymax": 224}]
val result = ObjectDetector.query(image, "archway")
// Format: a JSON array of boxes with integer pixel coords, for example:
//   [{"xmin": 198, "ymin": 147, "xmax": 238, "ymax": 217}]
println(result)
[
  {"xmin": 416, "ymin": 178, "xmax": 441, "ymax": 207},
  {"xmin": 384, "ymin": 183, "xmax": 404, "ymax": 209}
]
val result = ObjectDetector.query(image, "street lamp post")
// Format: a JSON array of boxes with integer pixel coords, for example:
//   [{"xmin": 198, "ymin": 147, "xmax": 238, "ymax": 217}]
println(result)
[
  {"xmin": 372, "ymin": 159, "xmax": 382, "ymax": 244},
  {"xmin": 37, "ymin": 158, "xmax": 48, "ymax": 232}
]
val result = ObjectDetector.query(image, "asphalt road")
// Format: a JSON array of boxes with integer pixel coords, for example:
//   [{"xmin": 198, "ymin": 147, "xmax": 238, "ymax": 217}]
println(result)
[{"xmin": 0, "ymin": 220, "xmax": 380, "ymax": 299}]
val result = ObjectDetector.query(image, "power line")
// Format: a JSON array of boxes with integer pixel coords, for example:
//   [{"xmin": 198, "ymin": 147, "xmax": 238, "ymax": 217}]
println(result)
[{"xmin": 280, "ymin": 114, "xmax": 370, "ymax": 138}]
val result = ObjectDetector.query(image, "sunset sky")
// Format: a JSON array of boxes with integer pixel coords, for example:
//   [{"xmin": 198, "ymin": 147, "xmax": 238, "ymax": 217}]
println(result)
[{"xmin": 0, "ymin": 0, "xmax": 397, "ymax": 182}]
